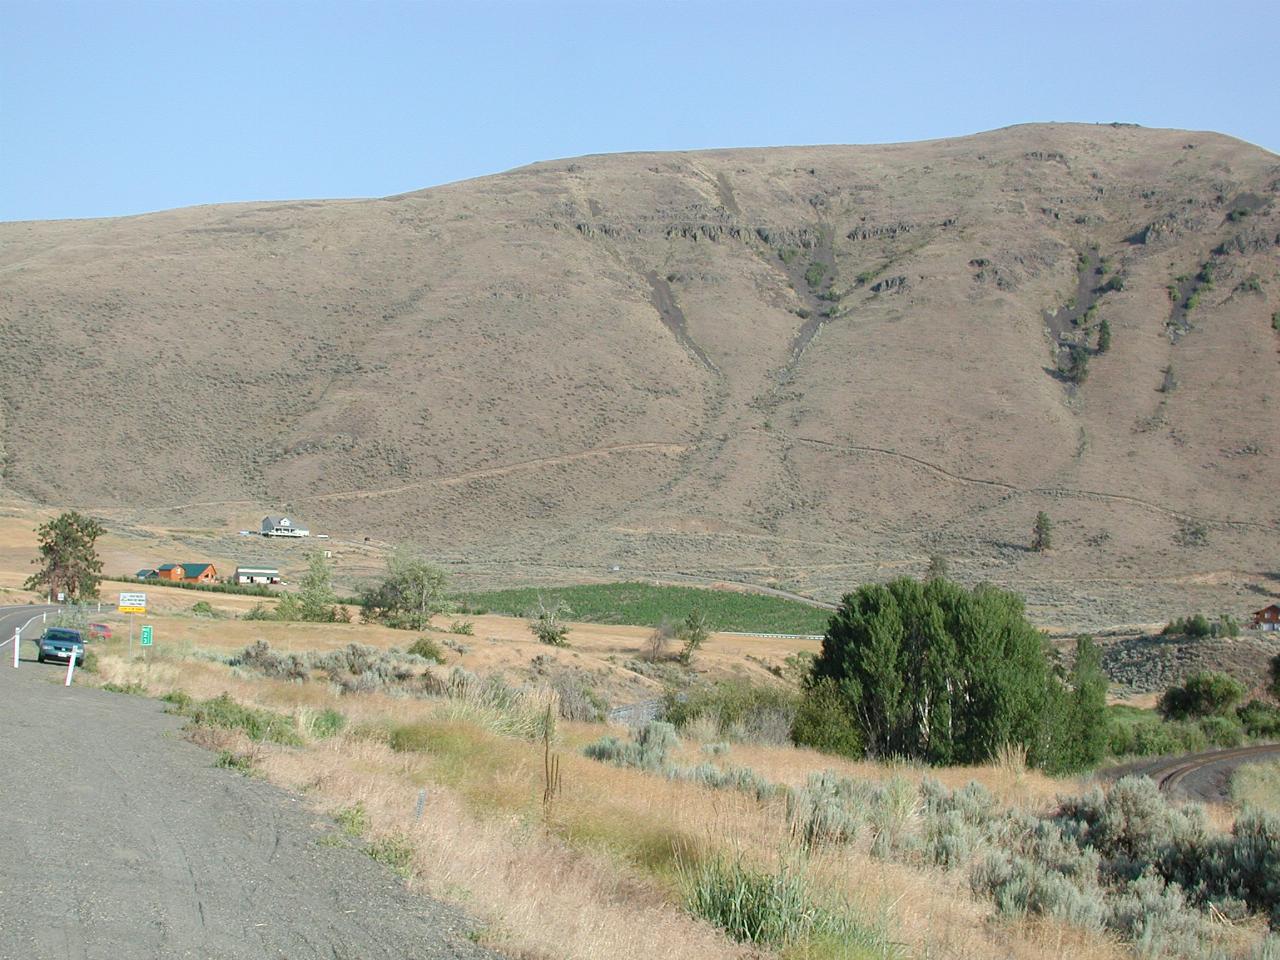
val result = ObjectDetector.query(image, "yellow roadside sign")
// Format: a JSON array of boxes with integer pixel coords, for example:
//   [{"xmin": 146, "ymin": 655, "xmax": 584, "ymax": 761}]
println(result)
[{"xmin": 117, "ymin": 591, "xmax": 147, "ymax": 614}]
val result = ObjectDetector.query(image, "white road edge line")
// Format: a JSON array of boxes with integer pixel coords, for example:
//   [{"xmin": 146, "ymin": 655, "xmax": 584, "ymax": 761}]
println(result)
[{"xmin": 1, "ymin": 610, "xmax": 63, "ymax": 668}]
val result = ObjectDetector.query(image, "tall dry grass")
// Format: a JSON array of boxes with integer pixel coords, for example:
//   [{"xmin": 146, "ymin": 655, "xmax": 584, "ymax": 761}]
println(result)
[{"xmin": 89, "ymin": 648, "xmax": 1152, "ymax": 960}]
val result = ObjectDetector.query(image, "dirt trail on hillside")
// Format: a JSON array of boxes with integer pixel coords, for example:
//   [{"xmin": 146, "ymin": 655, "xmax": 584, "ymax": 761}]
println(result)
[
  {"xmin": 0, "ymin": 606, "xmax": 501, "ymax": 960},
  {"xmin": 791, "ymin": 435, "xmax": 1275, "ymax": 530},
  {"xmin": 149, "ymin": 442, "xmax": 688, "ymax": 513}
]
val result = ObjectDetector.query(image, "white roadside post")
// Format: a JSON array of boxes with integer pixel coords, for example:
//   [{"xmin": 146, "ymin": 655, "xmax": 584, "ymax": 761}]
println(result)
[
  {"xmin": 64, "ymin": 650, "xmax": 77, "ymax": 686},
  {"xmin": 11, "ymin": 629, "xmax": 18, "ymax": 669}
]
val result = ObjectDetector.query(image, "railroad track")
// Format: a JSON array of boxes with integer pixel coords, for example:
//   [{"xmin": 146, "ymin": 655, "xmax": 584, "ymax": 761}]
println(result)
[{"xmin": 1136, "ymin": 743, "xmax": 1280, "ymax": 800}]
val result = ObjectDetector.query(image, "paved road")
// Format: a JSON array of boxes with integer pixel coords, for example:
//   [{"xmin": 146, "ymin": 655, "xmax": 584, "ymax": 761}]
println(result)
[{"xmin": 0, "ymin": 605, "xmax": 501, "ymax": 960}]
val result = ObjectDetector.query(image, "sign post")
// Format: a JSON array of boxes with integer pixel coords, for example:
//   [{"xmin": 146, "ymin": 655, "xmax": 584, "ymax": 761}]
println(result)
[
  {"xmin": 118, "ymin": 592, "xmax": 147, "ymax": 654},
  {"xmin": 140, "ymin": 625, "xmax": 153, "ymax": 662}
]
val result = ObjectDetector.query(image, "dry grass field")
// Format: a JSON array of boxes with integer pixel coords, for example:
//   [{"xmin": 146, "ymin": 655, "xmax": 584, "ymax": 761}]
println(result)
[
  {"xmin": 85, "ymin": 638, "xmax": 1088, "ymax": 960},
  {"xmin": 5, "ymin": 502, "xmax": 1276, "ymax": 959},
  {"xmin": 82, "ymin": 616, "xmax": 1275, "ymax": 960},
  {"xmin": 1, "ymin": 123, "xmax": 1277, "ymax": 631}
]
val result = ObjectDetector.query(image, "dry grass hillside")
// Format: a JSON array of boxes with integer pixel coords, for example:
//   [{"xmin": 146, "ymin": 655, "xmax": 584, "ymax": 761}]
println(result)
[{"xmin": 1, "ymin": 123, "xmax": 1277, "ymax": 629}]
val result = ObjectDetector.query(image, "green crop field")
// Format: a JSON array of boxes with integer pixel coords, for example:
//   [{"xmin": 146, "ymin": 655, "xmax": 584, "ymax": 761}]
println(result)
[{"xmin": 454, "ymin": 582, "xmax": 832, "ymax": 635}]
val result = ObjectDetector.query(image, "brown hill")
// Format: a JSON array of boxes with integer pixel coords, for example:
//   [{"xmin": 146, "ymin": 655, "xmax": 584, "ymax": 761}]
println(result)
[{"xmin": 1, "ymin": 123, "xmax": 1277, "ymax": 628}]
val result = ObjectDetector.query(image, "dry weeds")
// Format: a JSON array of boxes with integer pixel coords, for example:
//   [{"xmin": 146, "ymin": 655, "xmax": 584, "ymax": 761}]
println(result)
[{"xmin": 89, "ymin": 644, "xmax": 1162, "ymax": 960}]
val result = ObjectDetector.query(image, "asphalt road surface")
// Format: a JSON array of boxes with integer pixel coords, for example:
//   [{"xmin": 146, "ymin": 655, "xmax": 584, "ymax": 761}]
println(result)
[{"xmin": 0, "ymin": 604, "xmax": 501, "ymax": 960}]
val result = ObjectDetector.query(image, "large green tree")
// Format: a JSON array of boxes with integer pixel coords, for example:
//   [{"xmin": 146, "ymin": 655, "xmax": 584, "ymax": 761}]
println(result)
[
  {"xmin": 1049, "ymin": 635, "xmax": 1109, "ymax": 773},
  {"xmin": 297, "ymin": 551, "xmax": 338, "ymax": 622},
  {"xmin": 26, "ymin": 511, "xmax": 104, "ymax": 601},
  {"xmin": 802, "ymin": 577, "xmax": 1097, "ymax": 770},
  {"xmin": 360, "ymin": 548, "xmax": 449, "ymax": 629}
]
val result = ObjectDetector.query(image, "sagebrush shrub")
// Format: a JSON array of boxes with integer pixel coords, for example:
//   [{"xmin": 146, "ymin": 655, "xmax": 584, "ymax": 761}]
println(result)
[
  {"xmin": 785, "ymin": 771, "xmax": 869, "ymax": 848},
  {"xmin": 582, "ymin": 721, "xmax": 678, "ymax": 771}
]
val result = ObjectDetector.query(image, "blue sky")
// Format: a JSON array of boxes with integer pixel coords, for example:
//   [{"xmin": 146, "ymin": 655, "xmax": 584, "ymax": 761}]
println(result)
[{"xmin": 2, "ymin": 0, "xmax": 1277, "ymax": 222}]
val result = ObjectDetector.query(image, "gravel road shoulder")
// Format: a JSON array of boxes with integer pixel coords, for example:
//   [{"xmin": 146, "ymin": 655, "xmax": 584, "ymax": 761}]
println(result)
[{"xmin": 0, "ymin": 606, "xmax": 502, "ymax": 960}]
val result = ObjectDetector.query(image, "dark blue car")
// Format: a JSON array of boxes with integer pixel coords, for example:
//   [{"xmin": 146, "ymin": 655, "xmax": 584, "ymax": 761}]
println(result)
[{"xmin": 37, "ymin": 627, "xmax": 85, "ymax": 665}]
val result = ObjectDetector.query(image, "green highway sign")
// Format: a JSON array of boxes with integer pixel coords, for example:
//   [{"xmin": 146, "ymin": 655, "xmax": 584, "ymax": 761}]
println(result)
[{"xmin": 140, "ymin": 625, "xmax": 154, "ymax": 647}]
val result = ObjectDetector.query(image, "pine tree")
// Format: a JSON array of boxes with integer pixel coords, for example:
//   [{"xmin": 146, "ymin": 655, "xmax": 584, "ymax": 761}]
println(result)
[
  {"xmin": 925, "ymin": 554, "xmax": 950, "ymax": 582},
  {"xmin": 1065, "ymin": 344, "xmax": 1089, "ymax": 383},
  {"xmin": 1097, "ymin": 318, "xmax": 1112, "ymax": 353},
  {"xmin": 26, "ymin": 511, "xmax": 104, "ymax": 600},
  {"xmin": 1032, "ymin": 511, "xmax": 1053, "ymax": 552}
]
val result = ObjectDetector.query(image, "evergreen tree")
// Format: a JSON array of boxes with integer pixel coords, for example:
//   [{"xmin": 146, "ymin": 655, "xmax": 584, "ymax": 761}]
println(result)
[
  {"xmin": 1065, "ymin": 344, "xmax": 1089, "ymax": 383},
  {"xmin": 925, "ymin": 554, "xmax": 950, "ymax": 582},
  {"xmin": 1032, "ymin": 511, "xmax": 1053, "ymax": 552},
  {"xmin": 26, "ymin": 511, "xmax": 104, "ymax": 600},
  {"xmin": 1097, "ymin": 318, "xmax": 1112, "ymax": 353}
]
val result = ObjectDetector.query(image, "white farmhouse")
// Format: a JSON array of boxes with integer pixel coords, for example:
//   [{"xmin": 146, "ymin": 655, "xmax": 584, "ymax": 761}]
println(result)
[{"xmin": 261, "ymin": 516, "xmax": 310, "ymax": 538}]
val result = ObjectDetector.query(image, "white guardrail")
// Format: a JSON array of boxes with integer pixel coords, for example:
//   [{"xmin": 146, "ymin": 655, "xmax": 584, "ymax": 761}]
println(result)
[{"xmin": 720, "ymin": 631, "xmax": 825, "ymax": 640}]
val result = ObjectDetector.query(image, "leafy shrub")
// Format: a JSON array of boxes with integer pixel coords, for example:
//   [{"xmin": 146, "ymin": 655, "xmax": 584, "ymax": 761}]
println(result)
[
  {"xmin": 1163, "ymin": 613, "xmax": 1236, "ymax": 637},
  {"xmin": 448, "ymin": 619, "xmax": 474, "ymax": 636},
  {"xmin": 335, "ymin": 803, "xmax": 370, "ymax": 837},
  {"xmin": 358, "ymin": 550, "xmax": 449, "ymax": 630},
  {"xmin": 161, "ymin": 689, "xmax": 193, "ymax": 711},
  {"xmin": 367, "ymin": 835, "xmax": 414, "ymax": 876},
  {"xmin": 529, "ymin": 597, "xmax": 571, "ymax": 646},
  {"xmin": 301, "ymin": 707, "xmax": 346, "ymax": 739},
  {"xmin": 1107, "ymin": 715, "xmax": 1208, "ymax": 757},
  {"xmin": 662, "ymin": 679, "xmax": 797, "ymax": 745},
  {"xmin": 1198, "ymin": 714, "xmax": 1244, "ymax": 748},
  {"xmin": 1240, "ymin": 700, "xmax": 1280, "ymax": 738},
  {"xmin": 804, "ymin": 261, "xmax": 828, "ymax": 288},
  {"xmin": 1063, "ymin": 345, "xmax": 1089, "ymax": 384},
  {"xmin": 191, "ymin": 600, "xmax": 217, "ymax": 617},
  {"xmin": 1158, "ymin": 671, "xmax": 1246, "ymax": 720},
  {"xmin": 407, "ymin": 637, "xmax": 446, "ymax": 663},
  {"xmin": 242, "ymin": 603, "xmax": 276, "ymax": 621},
  {"xmin": 791, "ymin": 677, "xmax": 863, "ymax": 758}
]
